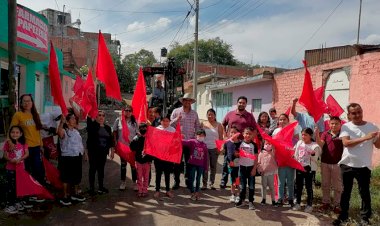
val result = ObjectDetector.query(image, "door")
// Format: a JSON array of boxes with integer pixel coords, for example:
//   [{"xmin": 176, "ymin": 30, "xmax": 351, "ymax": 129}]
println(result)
[
  {"xmin": 324, "ymin": 69, "xmax": 350, "ymax": 120},
  {"xmin": 213, "ymin": 91, "xmax": 232, "ymax": 122}
]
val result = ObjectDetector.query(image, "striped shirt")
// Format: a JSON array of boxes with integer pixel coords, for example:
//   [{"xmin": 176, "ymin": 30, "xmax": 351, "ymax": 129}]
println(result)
[{"xmin": 170, "ymin": 107, "xmax": 200, "ymax": 139}]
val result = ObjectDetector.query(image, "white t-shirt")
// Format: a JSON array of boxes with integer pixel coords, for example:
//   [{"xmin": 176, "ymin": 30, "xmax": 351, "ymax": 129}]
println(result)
[
  {"xmin": 294, "ymin": 140, "xmax": 321, "ymax": 170},
  {"xmin": 338, "ymin": 121, "xmax": 379, "ymax": 169},
  {"xmin": 239, "ymin": 141, "xmax": 258, "ymax": 167}
]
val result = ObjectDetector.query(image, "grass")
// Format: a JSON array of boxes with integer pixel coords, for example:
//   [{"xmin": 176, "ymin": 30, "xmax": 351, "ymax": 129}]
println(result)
[{"xmin": 313, "ymin": 166, "xmax": 380, "ymax": 225}]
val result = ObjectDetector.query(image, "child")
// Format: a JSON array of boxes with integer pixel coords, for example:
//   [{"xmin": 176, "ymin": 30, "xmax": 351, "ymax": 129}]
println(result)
[
  {"xmin": 130, "ymin": 123, "xmax": 152, "ymax": 197},
  {"xmin": 3, "ymin": 126, "xmax": 29, "ymax": 214},
  {"xmin": 154, "ymin": 115, "xmax": 175, "ymax": 199},
  {"xmin": 236, "ymin": 127, "xmax": 259, "ymax": 210},
  {"xmin": 57, "ymin": 113, "xmax": 86, "ymax": 206},
  {"xmin": 183, "ymin": 129, "xmax": 208, "ymax": 201},
  {"xmin": 293, "ymin": 128, "xmax": 321, "ymax": 213},
  {"xmin": 225, "ymin": 126, "xmax": 241, "ymax": 203},
  {"xmin": 258, "ymin": 140, "xmax": 278, "ymax": 206}
]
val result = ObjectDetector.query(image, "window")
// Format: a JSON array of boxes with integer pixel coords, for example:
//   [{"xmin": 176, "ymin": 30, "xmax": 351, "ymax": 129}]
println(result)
[
  {"xmin": 214, "ymin": 92, "xmax": 232, "ymax": 106},
  {"xmin": 252, "ymin": 99, "xmax": 262, "ymax": 113}
]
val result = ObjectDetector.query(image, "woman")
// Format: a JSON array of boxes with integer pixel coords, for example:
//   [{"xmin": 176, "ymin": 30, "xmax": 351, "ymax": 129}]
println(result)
[
  {"xmin": 10, "ymin": 94, "xmax": 45, "ymax": 187},
  {"xmin": 86, "ymin": 110, "xmax": 115, "ymax": 195},
  {"xmin": 257, "ymin": 111, "xmax": 271, "ymax": 134},
  {"xmin": 112, "ymin": 105, "xmax": 138, "ymax": 191},
  {"xmin": 201, "ymin": 109, "xmax": 224, "ymax": 190}
]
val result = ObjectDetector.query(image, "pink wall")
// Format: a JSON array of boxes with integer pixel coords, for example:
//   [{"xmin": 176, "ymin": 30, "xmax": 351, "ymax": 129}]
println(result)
[
  {"xmin": 273, "ymin": 51, "xmax": 380, "ymax": 166},
  {"xmin": 223, "ymin": 80, "xmax": 273, "ymax": 119}
]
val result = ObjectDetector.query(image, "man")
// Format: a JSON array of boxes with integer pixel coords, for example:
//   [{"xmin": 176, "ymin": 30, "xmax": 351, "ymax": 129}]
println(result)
[
  {"xmin": 333, "ymin": 103, "xmax": 380, "ymax": 226},
  {"xmin": 220, "ymin": 96, "xmax": 258, "ymax": 189},
  {"xmin": 315, "ymin": 116, "xmax": 344, "ymax": 213},
  {"xmin": 291, "ymin": 97, "xmax": 324, "ymax": 133},
  {"xmin": 170, "ymin": 93, "xmax": 201, "ymax": 189},
  {"xmin": 268, "ymin": 107, "xmax": 278, "ymax": 134},
  {"xmin": 153, "ymin": 80, "xmax": 164, "ymax": 101}
]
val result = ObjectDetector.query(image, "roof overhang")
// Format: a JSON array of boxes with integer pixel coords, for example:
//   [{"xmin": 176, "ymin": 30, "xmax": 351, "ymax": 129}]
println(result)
[{"xmin": 206, "ymin": 73, "xmax": 273, "ymax": 91}]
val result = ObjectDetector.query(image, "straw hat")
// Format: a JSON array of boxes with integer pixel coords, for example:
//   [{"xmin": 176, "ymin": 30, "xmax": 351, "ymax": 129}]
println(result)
[{"xmin": 179, "ymin": 93, "xmax": 196, "ymax": 104}]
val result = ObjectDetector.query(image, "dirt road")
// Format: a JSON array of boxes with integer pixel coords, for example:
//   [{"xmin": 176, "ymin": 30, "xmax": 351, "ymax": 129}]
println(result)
[{"xmin": 1, "ymin": 155, "xmax": 334, "ymax": 226}]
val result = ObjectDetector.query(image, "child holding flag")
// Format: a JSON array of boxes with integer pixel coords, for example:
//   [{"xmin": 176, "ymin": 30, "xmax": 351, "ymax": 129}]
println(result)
[
  {"xmin": 57, "ymin": 113, "xmax": 86, "ymax": 206},
  {"xmin": 258, "ymin": 140, "xmax": 278, "ymax": 206},
  {"xmin": 154, "ymin": 115, "xmax": 175, "ymax": 199},
  {"xmin": 235, "ymin": 127, "xmax": 259, "ymax": 210},
  {"xmin": 293, "ymin": 128, "xmax": 321, "ymax": 213},
  {"xmin": 183, "ymin": 129, "xmax": 208, "ymax": 201},
  {"xmin": 3, "ymin": 126, "xmax": 29, "ymax": 214},
  {"xmin": 225, "ymin": 126, "xmax": 241, "ymax": 203}
]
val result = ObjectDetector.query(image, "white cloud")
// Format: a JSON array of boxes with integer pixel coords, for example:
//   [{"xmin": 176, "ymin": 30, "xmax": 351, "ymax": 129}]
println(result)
[{"xmin": 359, "ymin": 34, "xmax": 380, "ymax": 45}]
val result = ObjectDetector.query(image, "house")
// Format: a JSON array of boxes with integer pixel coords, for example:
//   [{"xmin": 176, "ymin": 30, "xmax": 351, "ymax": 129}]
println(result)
[{"xmin": 0, "ymin": 2, "xmax": 74, "ymax": 135}]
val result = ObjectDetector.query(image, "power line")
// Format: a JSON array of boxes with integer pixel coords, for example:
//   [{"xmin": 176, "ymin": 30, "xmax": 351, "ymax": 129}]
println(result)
[
  {"xmin": 201, "ymin": 0, "xmax": 224, "ymax": 9},
  {"xmin": 168, "ymin": 10, "xmax": 192, "ymax": 47},
  {"xmin": 284, "ymin": 0, "xmax": 344, "ymax": 67}
]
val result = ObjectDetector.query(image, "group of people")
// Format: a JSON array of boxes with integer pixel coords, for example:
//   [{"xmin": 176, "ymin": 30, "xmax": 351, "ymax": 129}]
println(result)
[{"xmin": 1, "ymin": 93, "xmax": 379, "ymax": 226}]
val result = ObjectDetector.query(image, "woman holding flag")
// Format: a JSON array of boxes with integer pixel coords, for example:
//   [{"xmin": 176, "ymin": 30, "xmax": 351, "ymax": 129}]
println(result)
[{"xmin": 112, "ymin": 105, "xmax": 138, "ymax": 191}]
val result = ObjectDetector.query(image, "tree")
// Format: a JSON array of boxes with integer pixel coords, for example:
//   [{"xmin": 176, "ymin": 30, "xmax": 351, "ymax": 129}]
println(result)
[
  {"xmin": 168, "ymin": 37, "xmax": 241, "ymax": 66},
  {"xmin": 122, "ymin": 49, "xmax": 156, "ymax": 92}
]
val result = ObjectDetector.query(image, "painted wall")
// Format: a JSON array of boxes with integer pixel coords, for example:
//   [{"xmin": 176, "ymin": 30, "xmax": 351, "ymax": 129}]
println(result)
[
  {"xmin": 196, "ymin": 83, "xmax": 212, "ymax": 121},
  {"xmin": 222, "ymin": 81, "xmax": 273, "ymax": 120}
]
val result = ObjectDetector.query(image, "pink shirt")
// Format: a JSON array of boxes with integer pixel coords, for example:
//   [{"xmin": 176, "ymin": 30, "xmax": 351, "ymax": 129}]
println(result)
[
  {"xmin": 258, "ymin": 150, "xmax": 278, "ymax": 175},
  {"xmin": 2, "ymin": 142, "xmax": 27, "ymax": 170}
]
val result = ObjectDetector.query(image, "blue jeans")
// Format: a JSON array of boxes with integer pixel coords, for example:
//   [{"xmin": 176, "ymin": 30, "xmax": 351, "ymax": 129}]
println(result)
[
  {"xmin": 188, "ymin": 164, "xmax": 204, "ymax": 193},
  {"xmin": 239, "ymin": 165, "xmax": 255, "ymax": 202},
  {"xmin": 25, "ymin": 146, "xmax": 45, "ymax": 185},
  {"xmin": 278, "ymin": 166, "xmax": 295, "ymax": 201},
  {"xmin": 220, "ymin": 155, "xmax": 229, "ymax": 186}
]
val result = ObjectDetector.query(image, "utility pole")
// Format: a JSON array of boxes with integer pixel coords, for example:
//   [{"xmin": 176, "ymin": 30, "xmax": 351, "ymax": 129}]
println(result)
[
  {"xmin": 356, "ymin": 0, "xmax": 362, "ymax": 45},
  {"xmin": 7, "ymin": 0, "xmax": 17, "ymax": 129},
  {"xmin": 192, "ymin": 0, "xmax": 199, "ymax": 111}
]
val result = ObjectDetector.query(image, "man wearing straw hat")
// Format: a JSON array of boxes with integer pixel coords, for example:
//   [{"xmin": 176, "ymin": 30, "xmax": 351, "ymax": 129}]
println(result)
[{"xmin": 170, "ymin": 93, "xmax": 201, "ymax": 190}]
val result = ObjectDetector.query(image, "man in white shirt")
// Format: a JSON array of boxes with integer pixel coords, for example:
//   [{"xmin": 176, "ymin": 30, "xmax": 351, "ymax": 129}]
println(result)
[{"xmin": 333, "ymin": 103, "xmax": 380, "ymax": 226}]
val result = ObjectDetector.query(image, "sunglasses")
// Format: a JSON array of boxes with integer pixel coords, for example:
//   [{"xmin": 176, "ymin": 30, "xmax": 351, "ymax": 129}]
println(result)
[
  {"xmin": 98, "ymin": 114, "xmax": 105, "ymax": 117},
  {"xmin": 124, "ymin": 109, "xmax": 132, "ymax": 112}
]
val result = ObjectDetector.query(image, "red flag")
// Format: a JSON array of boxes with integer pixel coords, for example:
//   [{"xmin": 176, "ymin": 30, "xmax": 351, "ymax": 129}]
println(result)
[
  {"xmin": 144, "ymin": 123, "xmax": 183, "ymax": 164},
  {"xmin": 49, "ymin": 41, "xmax": 68, "ymax": 116},
  {"xmin": 121, "ymin": 110, "xmax": 130, "ymax": 143},
  {"xmin": 215, "ymin": 140, "xmax": 226, "ymax": 152},
  {"xmin": 116, "ymin": 142, "xmax": 135, "ymax": 166},
  {"xmin": 132, "ymin": 68, "xmax": 147, "ymax": 123},
  {"xmin": 298, "ymin": 61, "xmax": 325, "ymax": 122},
  {"xmin": 326, "ymin": 94, "xmax": 344, "ymax": 117},
  {"xmin": 284, "ymin": 106, "xmax": 291, "ymax": 116},
  {"xmin": 257, "ymin": 124, "xmax": 305, "ymax": 172},
  {"xmin": 273, "ymin": 121, "xmax": 298, "ymax": 147},
  {"xmin": 42, "ymin": 157, "xmax": 63, "ymax": 189},
  {"xmin": 96, "ymin": 31, "xmax": 122, "ymax": 101},
  {"xmin": 314, "ymin": 86, "xmax": 329, "ymax": 113},
  {"xmin": 80, "ymin": 70, "xmax": 98, "ymax": 119},
  {"xmin": 274, "ymin": 174, "xmax": 279, "ymax": 199},
  {"xmin": 239, "ymin": 149, "xmax": 257, "ymax": 161},
  {"xmin": 73, "ymin": 76, "xmax": 85, "ymax": 94},
  {"xmin": 16, "ymin": 164, "xmax": 54, "ymax": 199}
]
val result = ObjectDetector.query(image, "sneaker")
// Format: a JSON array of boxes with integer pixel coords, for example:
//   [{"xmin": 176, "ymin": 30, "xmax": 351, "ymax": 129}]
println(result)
[
  {"xmin": 359, "ymin": 218, "xmax": 370, "ymax": 226},
  {"xmin": 248, "ymin": 202, "xmax": 255, "ymax": 210},
  {"xmin": 332, "ymin": 218, "xmax": 347, "ymax": 226},
  {"xmin": 272, "ymin": 201, "xmax": 278, "ymax": 207},
  {"xmin": 219, "ymin": 184, "xmax": 226, "ymax": 189},
  {"xmin": 261, "ymin": 199, "xmax": 266, "ymax": 205},
  {"xmin": 288, "ymin": 200, "xmax": 294, "ymax": 207},
  {"xmin": 119, "ymin": 181, "xmax": 126, "ymax": 190},
  {"xmin": 21, "ymin": 201, "xmax": 33, "ymax": 209},
  {"xmin": 4, "ymin": 205, "xmax": 18, "ymax": 214},
  {"xmin": 235, "ymin": 201, "xmax": 244, "ymax": 208},
  {"xmin": 276, "ymin": 199, "xmax": 283, "ymax": 207},
  {"xmin": 319, "ymin": 203, "xmax": 331, "ymax": 212},
  {"xmin": 29, "ymin": 196, "xmax": 45, "ymax": 203},
  {"xmin": 210, "ymin": 184, "xmax": 216, "ymax": 190},
  {"xmin": 190, "ymin": 193, "xmax": 197, "ymax": 201},
  {"xmin": 60, "ymin": 198, "xmax": 72, "ymax": 206},
  {"xmin": 15, "ymin": 202, "xmax": 24, "ymax": 211},
  {"xmin": 292, "ymin": 204, "xmax": 301, "ymax": 211},
  {"xmin": 133, "ymin": 184, "xmax": 139, "ymax": 191},
  {"xmin": 71, "ymin": 194, "xmax": 86, "ymax": 202},
  {"xmin": 166, "ymin": 191, "xmax": 174, "ymax": 198},
  {"xmin": 304, "ymin": 205, "xmax": 313, "ymax": 213},
  {"xmin": 98, "ymin": 187, "xmax": 109, "ymax": 194},
  {"xmin": 154, "ymin": 191, "xmax": 160, "ymax": 199},
  {"xmin": 234, "ymin": 196, "xmax": 241, "ymax": 204},
  {"xmin": 229, "ymin": 195, "xmax": 236, "ymax": 203}
]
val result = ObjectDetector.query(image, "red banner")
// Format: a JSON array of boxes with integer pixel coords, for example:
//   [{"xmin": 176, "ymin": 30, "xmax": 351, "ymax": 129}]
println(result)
[
  {"xmin": 17, "ymin": 5, "xmax": 48, "ymax": 53},
  {"xmin": 42, "ymin": 157, "xmax": 63, "ymax": 189},
  {"xmin": 16, "ymin": 164, "xmax": 54, "ymax": 199},
  {"xmin": 144, "ymin": 124, "xmax": 183, "ymax": 164}
]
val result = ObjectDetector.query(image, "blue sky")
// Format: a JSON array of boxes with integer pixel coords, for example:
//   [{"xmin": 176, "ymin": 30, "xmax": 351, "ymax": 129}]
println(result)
[{"xmin": 18, "ymin": 0, "xmax": 380, "ymax": 68}]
